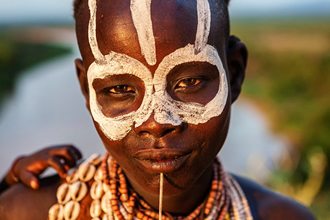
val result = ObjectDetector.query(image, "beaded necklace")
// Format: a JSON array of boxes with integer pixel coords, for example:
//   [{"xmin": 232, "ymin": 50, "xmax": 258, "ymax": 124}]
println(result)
[{"xmin": 49, "ymin": 154, "xmax": 253, "ymax": 220}]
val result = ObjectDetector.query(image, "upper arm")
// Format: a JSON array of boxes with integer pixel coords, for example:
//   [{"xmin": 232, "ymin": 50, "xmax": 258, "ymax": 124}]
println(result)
[
  {"xmin": 259, "ymin": 192, "xmax": 315, "ymax": 220},
  {"xmin": 233, "ymin": 175, "xmax": 315, "ymax": 220},
  {"xmin": 0, "ymin": 184, "xmax": 34, "ymax": 220},
  {"xmin": 0, "ymin": 198, "xmax": 8, "ymax": 220},
  {"xmin": 0, "ymin": 175, "xmax": 60, "ymax": 220}
]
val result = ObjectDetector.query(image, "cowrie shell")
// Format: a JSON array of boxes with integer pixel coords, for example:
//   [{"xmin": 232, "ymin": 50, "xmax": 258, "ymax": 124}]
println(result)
[
  {"xmin": 102, "ymin": 214, "xmax": 114, "ymax": 220},
  {"xmin": 70, "ymin": 181, "xmax": 88, "ymax": 202},
  {"xmin": 90, "ymin": 199, "xmax": 102, "ymax": 218},
  {"xmin": 102, "ymin": 182, "xmax": 111, "ymax": 192},
  {"xmin": 91, "ymin": 181, "xmax": 104, "ymax": 200},
  {"xmin": 78, "ymin": 162, "xmax": 96, "ymax": 182},
  {"xmin": 66, "ymin": 169, "xmax": 79, "ymax": 184},
  {"xmin": 64, "ymin": 201, "xmax": 80, "ymax": 220},
  {"xmin": 92, "ymin": 218, "xmax": 101, "ymax": 220},
  {"xmin": 48, "ymin": 204, "xmax": 64, "ymax": 220},
  {"xmin": 57, "ymin": 183, "xmax": 71, "ymax": 204},
  {"xmin": 101, "ymin": 192, "xmax": 112, "ymax": 214},
  {"xmin": 87, "ymin": 154, "xmax": 102, "ymax": 165},
  {"xmin": 94, "ymin": 167, "xmax": 104, "ymax": 181}
]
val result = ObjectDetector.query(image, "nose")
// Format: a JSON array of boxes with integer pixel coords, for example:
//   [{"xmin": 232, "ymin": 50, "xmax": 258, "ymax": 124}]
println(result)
[{"xmin": 134, "ymin": 113, "xmax": 184, "ymax": 138}]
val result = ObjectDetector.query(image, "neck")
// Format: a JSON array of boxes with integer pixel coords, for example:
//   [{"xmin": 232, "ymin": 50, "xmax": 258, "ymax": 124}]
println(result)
[{"xmin": 128, "ymin": 165, "xmax": 214, "ymax": 215}]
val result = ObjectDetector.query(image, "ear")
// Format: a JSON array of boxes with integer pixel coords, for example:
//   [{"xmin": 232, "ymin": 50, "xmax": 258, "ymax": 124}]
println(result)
[
  {"xmin": 75, "ymin": 58, "xmax": 90, "ymax": 109},
  {"xmin": 226, "ymin": 35, "xmax": 248, "ymax": 103}
]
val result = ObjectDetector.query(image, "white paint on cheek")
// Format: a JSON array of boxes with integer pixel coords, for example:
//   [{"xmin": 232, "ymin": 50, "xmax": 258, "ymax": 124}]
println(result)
[
  {"xmin": 88, "ymin": 52, "xmax": 154, "ymax": 141},
  {"xmin": 88, "ymin": 0, "xmax": 105, "ymax": 62},
  {"xmin": 153, "ymin": 44, "xmax": 228, "ymax": 125},
  {"xmin": 130, "ymin": 0, "xmax": 157, "ymax": 66},
  {"xmin": 194, "ymin": 0, "xmax": 211, "ymax": 54},
  {"xmin": 87, "ymin": 44, "xmax": 227, "ymax": 141},
  {"xmin": 87, "ymin": 0, "xmax": 154, "ymax": 140}
]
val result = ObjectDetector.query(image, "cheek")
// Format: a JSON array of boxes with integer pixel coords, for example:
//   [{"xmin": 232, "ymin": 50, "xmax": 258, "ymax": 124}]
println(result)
[
  {"xmin": 173, "ymin": 105, "xmax": 231, "ymax": 185},
  {"xmin": 93, "ymin": 122, "xmax": 127, "ymax": 158},
  {"xmin": 195, "ymin": 103, "xmax": 230, "ymax": 157},
  {"xmin": 95, "ymin": 123, "xmax": 140, "ymax": 172}
]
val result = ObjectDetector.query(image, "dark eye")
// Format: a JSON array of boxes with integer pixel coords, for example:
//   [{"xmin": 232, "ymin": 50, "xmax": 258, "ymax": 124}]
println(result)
[
  {"xmin": 103, "ymin": 85, "xmax": 135, "ymax": 95},
  {"xmin": 175, "ymin": 78, "xmax": 202, "ymax": 90}
]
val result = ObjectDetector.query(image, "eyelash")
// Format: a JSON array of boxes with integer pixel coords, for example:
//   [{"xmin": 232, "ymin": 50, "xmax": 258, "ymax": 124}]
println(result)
[
  {"xmin": 100, "ymin": 77, "xmax": 206, "ymax": 97},
  {"xmin": 174, "ymin": 77, "xmax": 205, "ymax": 92},
  {"xmin": 102, "ymin": 85, "xmax": 135, "ymax": 95}
]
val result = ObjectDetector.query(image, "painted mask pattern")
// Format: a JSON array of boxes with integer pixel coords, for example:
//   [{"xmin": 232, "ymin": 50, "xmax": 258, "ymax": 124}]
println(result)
[{"xmin": 87, "ymin": 0, "xmax": 228, "ymax": 140}]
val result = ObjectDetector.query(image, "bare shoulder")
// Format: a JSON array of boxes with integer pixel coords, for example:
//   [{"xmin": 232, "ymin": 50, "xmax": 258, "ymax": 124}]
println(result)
[
  {"xmin": 0, "ymin": 175, "xmax": 61, "ymax": 220},
  {"xmin": 233, "ymin": 175, "xmax": 315, "ymax": 220}
]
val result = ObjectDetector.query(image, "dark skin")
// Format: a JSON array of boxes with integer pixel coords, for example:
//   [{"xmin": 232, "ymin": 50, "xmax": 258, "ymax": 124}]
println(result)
[
  {"xmin": 0, "ymin": 145, "xmax": 81, "ymax": 191},
  {"xmin": 0, "ymin": 0, "xmax": 314, "ymax": 219},
  {"xmin": 0, "ymin": 145, "xmax": 81, "ymax": 219},
  {"xmin": 77, "ymin": 0, "xmax": 233, "ymax": 214}
]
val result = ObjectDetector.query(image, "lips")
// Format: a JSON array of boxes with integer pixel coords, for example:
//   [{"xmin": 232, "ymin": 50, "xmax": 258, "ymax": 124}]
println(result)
[{"xmin": 133, "ymin": 149, "xmax": 191, "ymax": 173}]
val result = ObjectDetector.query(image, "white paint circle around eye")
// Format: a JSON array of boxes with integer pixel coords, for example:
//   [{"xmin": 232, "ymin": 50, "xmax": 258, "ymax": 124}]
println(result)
[
  {"xmin": 87, "ymin": 44, "xmax": 228, "ymax": 141},
  {"xmin": 152, "ymin": 44, "xmax": 228, "ymax": 125},
  {"xmin": 88, "ymin": 52, "xmax": 154, "ymax": 141}
]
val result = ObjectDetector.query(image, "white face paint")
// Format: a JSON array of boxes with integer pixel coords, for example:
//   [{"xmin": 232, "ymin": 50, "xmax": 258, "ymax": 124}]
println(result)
[
  {"xmin": 87, "ymin": 0, "xmax": 228, "ymax": 140},
  {"xmin": 130, "ymin": 0, "xmax": 156, "ymax": 66}
]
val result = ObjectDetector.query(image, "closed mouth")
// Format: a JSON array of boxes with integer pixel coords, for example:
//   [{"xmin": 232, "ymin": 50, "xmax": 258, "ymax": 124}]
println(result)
[{"xmin": 133, "ymin": 149, "xmax": 191, "ymax": 173}]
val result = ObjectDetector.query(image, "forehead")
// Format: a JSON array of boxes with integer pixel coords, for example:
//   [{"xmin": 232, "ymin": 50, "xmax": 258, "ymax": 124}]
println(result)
[{"xmin": 78, "ymin": 0, "xmax": 227, "ymax": 69}]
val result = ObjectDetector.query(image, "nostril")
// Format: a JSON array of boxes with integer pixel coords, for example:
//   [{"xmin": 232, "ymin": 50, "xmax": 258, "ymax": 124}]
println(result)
[
  {"xmin": 134, "ymin": 113, "xmax": 185, "ymax": 138},
  {"xmin": 137, "ymin": 126, "xmax": 176, "ymax": 138},
  {"xmin": 136, "ymin": 123, "xmax": 180, "ymax": 138}
]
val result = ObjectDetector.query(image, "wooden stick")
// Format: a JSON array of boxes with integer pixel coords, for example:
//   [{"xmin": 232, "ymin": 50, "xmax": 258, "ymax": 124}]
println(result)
[{"xmin": 159, "ymin": 173, "xmax": 164, "ymax": 220}]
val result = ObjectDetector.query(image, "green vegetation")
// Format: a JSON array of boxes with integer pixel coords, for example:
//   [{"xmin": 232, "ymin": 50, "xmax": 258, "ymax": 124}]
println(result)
[
  {"xmin": 0, "ymin": 30, "xmax": 71, "ymax": 105},
  {"xmin": 232, "ymin": 18, "xmax": 330, "ymax": 219},
  {"xmin": 0, "ymin": 19, "xmax": 329, "ymax": 218}
]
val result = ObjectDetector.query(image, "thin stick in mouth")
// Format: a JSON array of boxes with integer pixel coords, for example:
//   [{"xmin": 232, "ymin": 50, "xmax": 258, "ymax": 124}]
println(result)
[{"xmin": 159, "ymin": 173, "xmax": 164, "ymax": 220}]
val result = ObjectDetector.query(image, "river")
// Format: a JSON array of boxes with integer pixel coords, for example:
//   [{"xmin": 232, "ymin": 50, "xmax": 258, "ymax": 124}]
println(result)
[{"xmin": 0, "ymin": 52, "xmax": 287, "ymax": 182}]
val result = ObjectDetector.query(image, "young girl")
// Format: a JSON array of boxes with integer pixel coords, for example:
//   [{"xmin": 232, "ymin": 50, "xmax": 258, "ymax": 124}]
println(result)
[{"xmin": 0, "ymin": 0, "xmax": 314, "ymax": 219}]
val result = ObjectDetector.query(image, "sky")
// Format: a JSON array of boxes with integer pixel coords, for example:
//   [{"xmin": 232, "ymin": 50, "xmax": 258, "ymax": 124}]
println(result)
[
  {"xmin": 230, "ymin": 0, "xmax": 330, "ymax": 17},
  {"xmin": 0, "ymin": 0, "xmax": 329, "ymax": 23},
  {"xmin": 230, "ymin": 0, "xmax": 328, "ymax": 10}
]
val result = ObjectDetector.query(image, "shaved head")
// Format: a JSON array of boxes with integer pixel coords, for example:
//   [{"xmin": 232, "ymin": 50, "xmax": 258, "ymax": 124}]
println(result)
[
  {"xmin": 74, "ymin": 0, "xmax": 230, "ymax": 67},
  {"xmin": 73, "ymin": 0, "xmax": 231, "ymax": 20}
]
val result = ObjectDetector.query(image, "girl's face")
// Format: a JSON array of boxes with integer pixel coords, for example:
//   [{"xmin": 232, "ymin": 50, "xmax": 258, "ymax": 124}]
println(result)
[{"xmin": 77, "ymin": 0, "xmax": 232, "ymax": 197}]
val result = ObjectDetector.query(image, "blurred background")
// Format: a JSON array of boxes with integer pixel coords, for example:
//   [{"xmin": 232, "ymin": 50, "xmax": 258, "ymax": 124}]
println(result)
[{"xmin": 0, "ymin": 0, "xmax": 329, "ymax": 218}]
